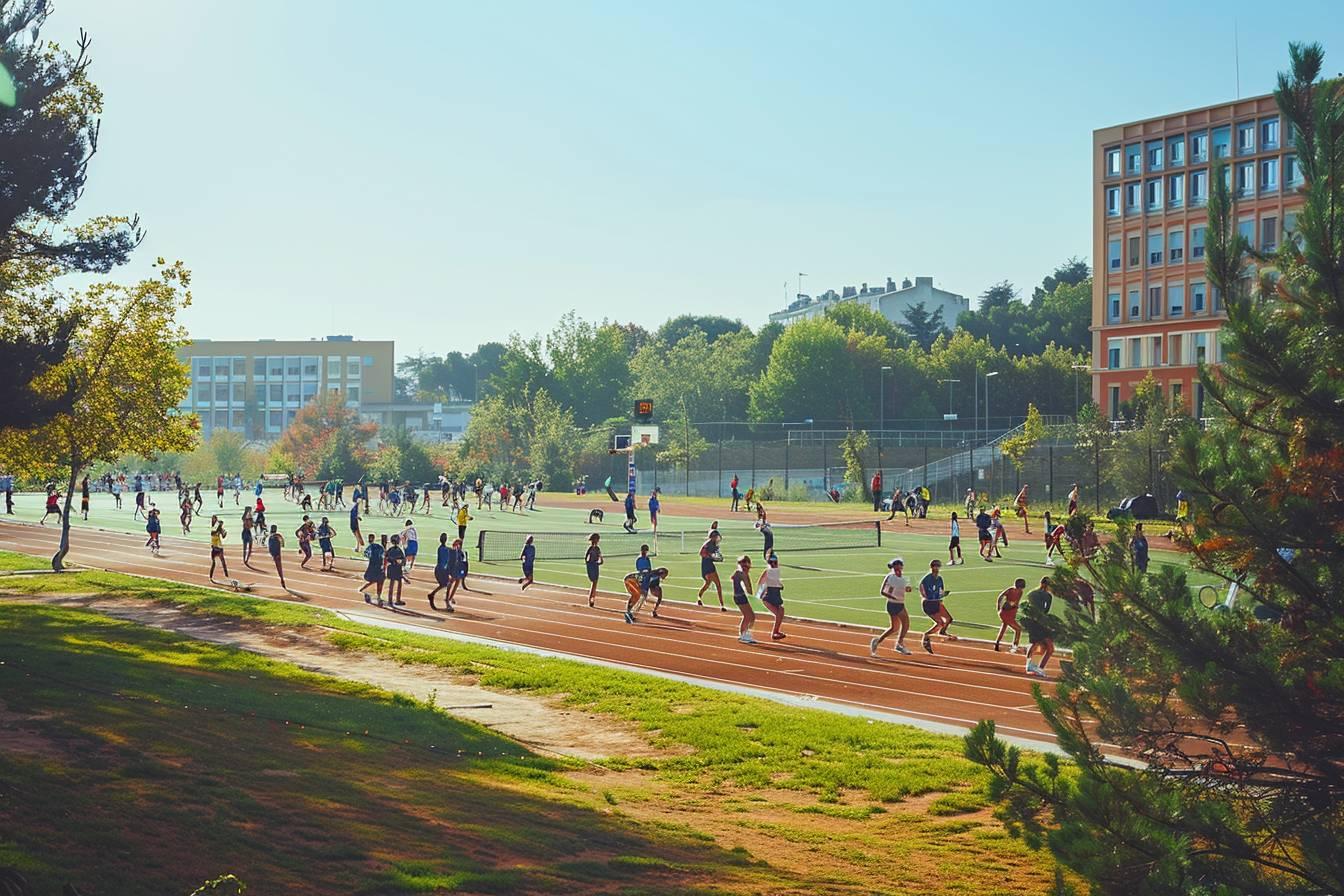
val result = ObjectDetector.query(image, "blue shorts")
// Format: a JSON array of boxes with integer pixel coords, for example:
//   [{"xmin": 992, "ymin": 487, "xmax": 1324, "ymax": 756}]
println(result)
[
  {"xmin": 522, "ymin": 563, "xmax": 534, "ymax": 578},
  {"xmin": 319, "ymin": 538, "xmax": 333, "ymax": 554},
  {"xmin": 586, "ymin": 562, "xmax": 600, "ymax": 583},
  {"xmin": 762, "ymin": 587, "xmax": 783, "ymax": 607},
  {"xmin": 406, "ymin": 540, "xmax": 418, "ymax": 557}
]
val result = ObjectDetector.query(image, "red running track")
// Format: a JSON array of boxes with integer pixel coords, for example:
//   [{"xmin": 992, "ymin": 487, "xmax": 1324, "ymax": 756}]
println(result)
[{"xmin": 0, "ymin": 520, "xmax": 1089, "ymax": 751}]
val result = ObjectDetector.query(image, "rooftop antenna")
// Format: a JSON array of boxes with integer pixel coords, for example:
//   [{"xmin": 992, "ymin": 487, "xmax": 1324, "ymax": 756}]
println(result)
[{"xmin": 1234, "ymin": 20, "xmax": 1241, "ymax": 99}]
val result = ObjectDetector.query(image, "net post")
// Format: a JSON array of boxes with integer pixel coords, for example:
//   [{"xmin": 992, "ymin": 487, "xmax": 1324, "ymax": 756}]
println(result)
[
  {"xmin": 476, "ymin": 529, "xmax": 485, "ymax": 562},
  {"xmin": 875, "ymin": 519, "xmax": 881, "ymax": 547}
]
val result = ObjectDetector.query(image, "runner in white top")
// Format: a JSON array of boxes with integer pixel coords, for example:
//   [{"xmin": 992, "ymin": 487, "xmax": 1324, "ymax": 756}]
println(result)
[
  {"xmin": 869, "ymin": 558, "xmax": 913, "ymax": 656},
  {"xmin": 756, "ymin": 553, "xmax": 786, "ymax": 640}
]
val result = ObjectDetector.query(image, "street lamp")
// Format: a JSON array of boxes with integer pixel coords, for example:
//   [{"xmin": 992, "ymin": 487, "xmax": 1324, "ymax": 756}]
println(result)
[
  {"xmin": 938, "ymin": 379, "xmax": 960, "ymax": 433},
  {"xmin": 1071, "ymin": 363, "xmax": 1090, "ymax": 419},
  {"xmin": 984, "ymin": 371, "xmax": 1000, "ymax": 439},
  {"xmin": 879, "ymin": 365, "xmax": 891, "ymax": 474}
]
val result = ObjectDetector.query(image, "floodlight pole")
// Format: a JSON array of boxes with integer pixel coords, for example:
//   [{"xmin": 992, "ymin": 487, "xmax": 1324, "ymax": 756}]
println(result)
[
  {"xmin": 679, "ymin": 396, "xmax": 690, "ymax": 497},
  {"xmin": 1071, "ymin": 363, "xmax": 1090, "ymax": 419},
  {"xmin": 879, "ymin": 365, "xmax": 891, "ymax": 476}
]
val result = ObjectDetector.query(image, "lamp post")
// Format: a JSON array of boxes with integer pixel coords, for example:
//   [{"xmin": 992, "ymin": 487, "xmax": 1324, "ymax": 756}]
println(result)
[
  {"xmin": 879, "ymin": 365, "xmax": 891, "ymax": 475},
  {"xmin": 1071, "ymin": 363, "xmax": 1090, "ymax": 419},
  {"xmin": 938, "ymin": 378, "xmax": 960, "ymax": 436},
  {"xmin": 679, "ymin": 396, "xmax": 690, "ymax": 497},
  {"xmin": 985, "ymin": 372, "xmax": 999, "ymax": 496}
]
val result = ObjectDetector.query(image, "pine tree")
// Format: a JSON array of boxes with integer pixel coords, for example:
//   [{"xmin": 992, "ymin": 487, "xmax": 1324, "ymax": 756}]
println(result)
[{"xmin": 965, "ymin": 44, "xmax": 1344, "ymax": 895}]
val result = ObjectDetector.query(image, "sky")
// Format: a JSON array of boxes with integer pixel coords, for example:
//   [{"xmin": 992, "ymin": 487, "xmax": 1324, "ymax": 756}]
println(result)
[{"xmin": 42, "ymin": 0, "xmax": 1344, "ymax": 358}]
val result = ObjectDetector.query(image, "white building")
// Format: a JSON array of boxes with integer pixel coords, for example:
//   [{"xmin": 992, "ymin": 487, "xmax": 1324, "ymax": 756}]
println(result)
[{"xmin": 769, "ymin": 276, "xmax": 969, "ymax": 330}]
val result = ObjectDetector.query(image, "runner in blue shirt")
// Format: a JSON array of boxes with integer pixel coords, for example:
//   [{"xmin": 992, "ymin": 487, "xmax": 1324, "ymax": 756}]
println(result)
[
  {"xmin": 518, "ymin": 535, "xmax": 536, "ymax": 590},
  {"xmin": 919, "ymin": 559, "xmax": 955, "ymax": 653},
  {"xmin": 647, "ymin": 490, "xmax": 660, "ymax": 534},
  {"xmin": 624, "ymin": 544, "xmax": 654, "ymax": 624},
  {"xmin": 349, "ymin": 502, "xmax": 364, "ymax": 551},
  {"xmin": 359, "ymin": 534, "xmax": 385, "ymax": 606},
  {"xmin": 623, "ymin": 491, "xmax": 638, "ymax": 533}
]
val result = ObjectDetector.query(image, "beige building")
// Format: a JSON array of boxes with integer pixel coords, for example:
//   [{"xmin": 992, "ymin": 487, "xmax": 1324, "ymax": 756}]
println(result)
[
  {"xmin": 1091, "ymin": 92, "xmax": 1302, "ymax": 420},
  {"xmin": 177, "ymin": 337, "xmax": 395, "ymax": 439}
]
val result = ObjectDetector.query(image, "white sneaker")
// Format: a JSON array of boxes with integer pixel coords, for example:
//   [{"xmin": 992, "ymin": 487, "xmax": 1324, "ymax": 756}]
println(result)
[
  {"xmin": 738, "ymin": 633, "xmax": 756, "ymax": 644},
  {"xmin": 1009, "ymin": 645, "xmax": 1021, "ymax": 655},
  {"xmin": 869, "ymin": 636, "xmax": 880, "ymax": 657},
  {"xmin": 894, "ymin": 643, "xmax": 911, "ymax": 655}
]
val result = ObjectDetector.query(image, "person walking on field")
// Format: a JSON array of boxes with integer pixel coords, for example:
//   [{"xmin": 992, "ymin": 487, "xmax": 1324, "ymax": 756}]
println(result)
[
  {"xmin": 384, "ymin": 534, "xmax": 406, "ymax": 606},
  {"xmin": 648, "ymin": 489, "xmax": 660, "ymax": 534},
  {"xmin": 145, "ymin": 508, "xmax": 162, "ymax": 555},
  {"xmin": 730, "ymin": 555, "xmax": 757, "ymax": 644},
  {"xmin": 584, "ymin": 533, "xmax": 603, "ymax": 608},
  {"xmin": 240, "ymin": 506, "xmax": 254, "ymax": 566},
  {"xmin": 1043, "ymin": 511, "xmax": 1067, "ymax": 565},
  {"xmin": 871, "ymin": 470, "xmax": 883, "ymax": 513},
  {"xmin": 964, "ymin": 487, "xmax": 976, "ymax": 517},
  {"xmin": 349, "ymin": 500, "xmax": 364, "ymax": 552},
  {"xmin": 1014, "ymin": 484, "xmax": 1031, "ymax": 534},
  {"xmin": 296, "ymin": 517, "xmax": 314, "ymax": 569},
  {"xmin": 975, "ymin": 507, "xmax": 994, "ymax": 562},
  {"xmin": 948, "ymin": 512, "xmax": 963, "ymax": 565},
  {"xmin": 445, "ymin": 537, "xmax": 466, "ymax": 607},
  {"xmin": 623, "ymin": 490, "xmax": 638, "ymax": 533},
  {"xmin": 79, "ymin": 475, "xmax": 90, "ymax": 521},
  {"xmin": 317, "ymin": 516, "xmax": 336, "ymax": 571},
  {"xmin": 1067, "ymin": 483, "xmax": 1079, "ymax": 516},
  {"xmin": 870, "ymin": 557, "xmax": 913, "ymax": 656},
  {"xmin": 401, "ymin": 520, "xmax": 419, "ymax": 579},
  {"xmin": 730, "ymin": 474, "xmax": 741, "ymax": 512},
  {"xmin": 208, "ymin": 515, "xmax": 229, "ymax": 582},
  {"xmin": 267, "ymin": 524, "xmax": 288, "ymax": 591},
  {"xmin": 39, "ymin": 487, "xmax": 60, "ymax": 526},
  {"xmin": 455, "ymin": 504, "xmax": 472, "ymax": 542},
  {"xmin": 697, "ymin": 531, "xmax": 725, "ymax": 610},
  {"xmin": 1023, "ymin": 577, "xmax": 1056, "ymax": 678},
  {"xmin": 1130, "ymin": 523, "xmax": 1150, "ymax": 573},
  {"xmin": 919, "ymin": 559, "xmax": 955, "ymax": 653},
  {"xmin": 756, "ymin": 553, "xmax": 786, "ymax": 640},
  {"xmin": 993, "ymin": 578, "xmax": 1025, "ymax": 653},
  {"xmin": 756, "ymin": 517, "xmax": 774, "ymax": 561}
]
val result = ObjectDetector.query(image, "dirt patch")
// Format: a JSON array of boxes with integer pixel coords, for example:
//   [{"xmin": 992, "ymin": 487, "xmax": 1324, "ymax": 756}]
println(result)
[
  {"xmin": 0, "ymin": 699, "xmax": 58, "ymax": 755},
  {"xmin": 1, "ymin": 593, "xmax": 659, "ymax": 762}
]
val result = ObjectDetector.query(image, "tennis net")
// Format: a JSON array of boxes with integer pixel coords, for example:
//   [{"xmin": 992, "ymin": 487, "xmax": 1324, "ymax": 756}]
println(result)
[{"xmin": 476, "ymin": 519, "xmax": 881, "ymax": 562}]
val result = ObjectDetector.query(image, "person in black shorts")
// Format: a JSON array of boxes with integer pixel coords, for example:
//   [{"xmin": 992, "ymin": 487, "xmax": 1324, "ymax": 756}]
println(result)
[
  {"xmin": 267, "ymin": 524, "xmax": 287, "ymax": 591},
  {"xmin": 756, "ymin": 519, "xmax": 774, "ymax": 561},
  {"xmin": 869, "ymin": 557, "xmax": 913, "ymax": 656},
  {"xmin": 730, "ymin": 556, "xmax": 756, "ymax": 644},
  {"xmin": 518, "ymin": 535, "xmax": 536, "ymax": 590},
  {"xmin": 428, "ymin": 533, "xmax": 453, "ymax": 610},
  {"xmin": 919, "ymin": 559, "xmax": 954, "ymax": 653},
  {"xmin": 584, "ymin": 533, "xmax": 602, "ymax": 608},
  {"xmin": 697, "ymin": 532, "xmax": 725, "ymax": 610},
  {"xmin": 384, "ymin": 534, "xmax": 406, "ymax": 606},
  {"xmin": 240, "ymin": 507, "xmax": 254, "ymax": 566},
  {"xmin": 756, "ymin": 552, "xmax": 785, "ymax": 640},
  {"xmin": 360, "ymin": 532, "xmax": 386, "ymax": 606},
  {"xmin": 975, "ymin": 508, "xmax": 994, "ymax": 562}
]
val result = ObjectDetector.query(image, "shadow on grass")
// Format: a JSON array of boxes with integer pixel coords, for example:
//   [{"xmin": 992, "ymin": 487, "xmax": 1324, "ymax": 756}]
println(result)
[{"xmin": 0, "ymin": 606, "xmax": 773, "ymax": 895}]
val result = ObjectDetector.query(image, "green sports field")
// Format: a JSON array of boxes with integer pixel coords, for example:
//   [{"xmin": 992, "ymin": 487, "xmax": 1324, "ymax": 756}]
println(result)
[{"xmin": 3, "ymin": 489, "xmax": 1221, "ymax": 633}]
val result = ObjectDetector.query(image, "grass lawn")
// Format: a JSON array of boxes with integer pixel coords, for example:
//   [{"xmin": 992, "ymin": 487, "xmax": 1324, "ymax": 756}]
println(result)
[
  {"xmin": 0, "ymin": 552, "xmax": 1063, "ymax": 894},
  {"xmin": 3, "ymin": 490, "xmax": 1218, "ymax": 632}
]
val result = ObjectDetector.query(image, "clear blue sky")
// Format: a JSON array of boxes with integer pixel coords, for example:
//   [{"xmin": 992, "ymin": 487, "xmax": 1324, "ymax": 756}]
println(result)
[{"xmin": 49, "ymin": 0, "xmax": 1344, "ymax": 356}]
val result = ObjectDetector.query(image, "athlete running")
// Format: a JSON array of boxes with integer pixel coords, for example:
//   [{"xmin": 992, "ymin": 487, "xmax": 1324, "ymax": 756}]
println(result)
[
  {"xmin": 267, "ymin": 525, "xmax": 287, "ymax": 590},
  {"xmin": 919, "ymin": 559, "xmax": 955, "ymax": 653},
  {"xmin": 730, "ymin": 556, "xmax": 756, "ymax": 644},
  {"xmin": 756, "ymin": 553, "xmax": 785, "ymax": 640},
  {"xmin": 518, "ymin": 535, "xmax": 536, "ymax": 590},
  {"xmin": 584, "ymin": 533, "xmax": 603, "ymax": 608},
  {"xmin": 870, "ymin": 557, "xmax": 913, "ymax": 656},
  {"xmin": 385, "ymin": 534, "xmax": 406, "ymax": 606},
  {"xmin": 208, "ymin": 515, "xmax": 230, "ymax": 582},
  {"xmin": 360, "ymin": 533, "xmax": 386, "ymax": 606},
  {"xmin": 623, "ymin": 544, "xmax": 654, "ymax": 624},
  {"xmin": 993, "ymin": 578, "xmax": 1025, "ymax": 653},
  {"xmin": 948, "ymin": 512, "xmax": 963, "ymax": 565}
]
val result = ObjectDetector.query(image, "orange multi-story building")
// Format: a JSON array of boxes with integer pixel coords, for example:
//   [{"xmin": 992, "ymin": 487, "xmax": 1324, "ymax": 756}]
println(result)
[{"xmin": 1090, "ymin": 92, "xmax": 1303, "ymax": 420}]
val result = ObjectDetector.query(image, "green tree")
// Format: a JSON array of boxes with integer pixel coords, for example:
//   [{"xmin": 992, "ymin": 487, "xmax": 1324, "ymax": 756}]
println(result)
[
  {"xmin": 999, "ymin": 403, "xmax": 1045, "ymax": 471},
  {"xmin": 1030, "ymin": 257, "xmax": 1090, "ymax": 305},
  {"xmin": 545, "ymin": 312, "xmax": 632, "ymax": 425},
  {"xmin": 655, "ymin": 314, "xmax": 745, "ymax": 346},
  {"xmin": 966, "ymin": 44, "xmax": 1344, "ymax": 895},
  {"xmin": 525, "ymin": 390, "xmax": 580, "ymax": 488},
  {"xmin": 900, "ymin": 301, "xmax": 947, "ymax": 349},
  {"xmin": 0, "ymin": 261, "xmax": 198, "ymax": 570},
  {"xmin": 274, "ymin": 389, "xmax": 376, "ymax": 479},
  {"xmin": 839, "ymin": 430, "xmax": 870, "ymax": 499},
  {"xmin": 749, "ymin": 317, "xmax": 889, "ymax": 425},
  {"xmin": 824, "ymin": 302, "xmax": 906, "ymax": 347}
]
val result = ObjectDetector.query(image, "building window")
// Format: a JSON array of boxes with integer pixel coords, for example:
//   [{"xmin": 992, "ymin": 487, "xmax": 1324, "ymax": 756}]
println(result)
[
  {"xmin": 1170, "ymin": 333, "xmax": 1184, "ymax": 365},
  {"xmin": 1192, "ymin": 281, "xmax": 1206, "ymax": 313},
  {"xmin": 285, "ymin": 386, "xmax": 300, "ymax": 403},
  {"xmin": 1129, "ymin": 337, "xmax": 1142, "ymax": 368},
  {"xmin": 1261, "ymin": 215, "xmax": 1278, "ymax": 252},
  {"xmin": 195, "ymin": 359, "xmax": 211, "ymax": 379},
  {"xmin": 1261, "ymin": 158, "xmax": 1279, "ymax": 192},
  {"xmin": 1148, "ymin": 285, "xmax": 1163, "ymax": 318},
  {"xmin": 1191, "ymin": 131, "xmax": 1209, "ymax": 163},
  {"xmin": 231, "ymin": 383, "xmax": 245, "ymax": 403},
  {"xmin": 1168, "ymin": 229, "xmax": 1184, "ymax": 263},
  {"xmin": 1191, "ymin": 225, "xmax": 1206, "ymax": 259},
  {"xmin": 1128, "ymin": 235, "xmax": 1142, "ymax": 267},
  {"xmin": 301, "ymin": 381, "xmax": 318, "ymax": 401},
  {"xmin": 1125, "ymin": 182, "xmax": 1141, "ymax": 214},
  {"xmin": 1236, "ymin": 162, "xmax": 1255, "ymax": 197},
  {"xmin": 302, "ymin": 357, "xmax": 319, "ymax": 378},
  {"xmin": 1169, "ymin": 283, "xmax": 1185, "ymax": 318},
  {"xmin": 1236, "ymin": 121, "xmax": 1255, "ymax": 155},
  {"xmin": 1108, "ymin": 238, "xmax": 1121, "ymax": 270},
  {"xmin": 1212, "ymin": 286, "xmax": 1224, "ymax": 313},
  {"xmin": 327, "ymin": 356, "xmax": 342, "ymax": 378},
  {"xmin": 1146, "ymin": 140, "xmax": 1164, "ymax": 171},
  {"xmin": 347, "ymin": 356, "xmax": 361, "ymax": 377},
  {"xmin": 285, "ymin": 357, "xmax": 301, "ymax": 377},
  {"xmin": 1125, "ymin": 143, "xmax": 1142, "ymax": 174},
  {"xmin": 1260, "ymin": 117, "xmax": 1280, "ymax": 150},
  {"xmin": 267, "ymin": 410, "xmax": 282, "ymax": 430},
  {"xmin": 1148, "ymin": 231, "xmax": 1163, "ymax": 265},
  {"xmin": 1146, "ymin": 178, "xmax": 1162, "ymax": 211},
  {"xmin": 1108, "ymin": 339, "xmax": 1122, "ymax": 370},
  {"xmin": 346, "ymin": 386, "xmax": 360, "ymax": 403},
  {"xmin": 1109, "ymin": 386, "xmax": 1121, "ymax": 420},
  {"xmin": 1168, "ymin": 135, "xmax": 1185, "ymax": 166},
  {"xmin": 1106, "ymin": 147, "xmax": 1121, "ymax": 176},
  {"xmin": 253, "ymin": 385, "xmax": 265, "ymax": 405},
  {"xmin": 1108, "ymin": 292, "xmax": 1121, "ymax": 323},
  {"xmin": 1285, "ymin": 212, "xmax": 1301, "ymax": 247},
  {"xmin": 1172, "ymin": 381, "xmax": 1183, "ymax": 407},
  {"xmin": 269, "ymin": 384, "xmax": 282, "ymax": 402},
  {"xmin": 1194, "ymin": 332, "xmax": 1209, "ymax": 364},
  {"xmin": 230, "ymin": 410, "xmax": 245, "ymax": 430},
  {"xmin": 253, "ymin": 357, "xmax": 265, "ymax": 377},
  {"xmin": 232, "ymin": 357, "xmax": 245, "ymax": 376},
  {"xmin": 1128, "ymin": 289, "xmax": 1141, "ymax": 320},
  {"xmin": 268, "ymin": 357, "xmax": 283, "ymax": 378},
  {"xmin": 195, "ymin": 384, "xmax": 209, "ymax": 404},
  {"xmin": 1150, "ymin": 335, "xmax": 1163, "ymax": 366},
  {"xmin": 213, "ymin": 361, "xmax": 230, "ymax": 378},
  {"xmin": 1285, "ymin": 154, "xmax": 1302, "ymax": 187},
  {"xmin": 1167, "ymin": 173, "xmax": 1184, "ymax": 207},
  {"xmin": 1212, "ymin": 126, "xmax": 1231, "ymax": 159},
  {"xmin": 1190, "ymin": 169, "xmax": 1208, "ymax": 206},
  {"xmin": 1106, "ymin": 187, "xmax": 1120, "ymax": 216},
  {"xmin": 1237, "ymin": 219, "xmax": 1255, "ymax": 248}
]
